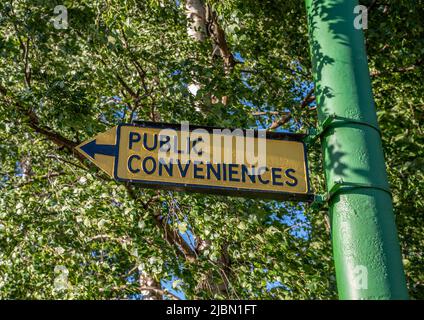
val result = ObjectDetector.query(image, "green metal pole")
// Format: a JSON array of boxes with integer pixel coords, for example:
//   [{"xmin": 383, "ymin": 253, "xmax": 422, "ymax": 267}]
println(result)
[{"xmin": 304, "ymin": 0, "xmax": 408, "ymax": 299}]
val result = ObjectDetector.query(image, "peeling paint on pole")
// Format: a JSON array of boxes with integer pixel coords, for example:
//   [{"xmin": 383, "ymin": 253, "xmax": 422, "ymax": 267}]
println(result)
[{"xmin": 304, "ymin": 0, "xmax": 408, "ymax": 299}]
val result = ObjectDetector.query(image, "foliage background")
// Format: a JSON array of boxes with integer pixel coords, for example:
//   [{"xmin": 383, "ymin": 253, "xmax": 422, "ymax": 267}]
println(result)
[{"xmin": 0, "ymin": 0, "xmax": 422, "ymax": 299}]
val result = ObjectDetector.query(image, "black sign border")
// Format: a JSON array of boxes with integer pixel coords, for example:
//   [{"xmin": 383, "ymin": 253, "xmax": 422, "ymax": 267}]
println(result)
[{"xmin": 113, "ymin": 121, "xmax": 314, "ymax": 202}]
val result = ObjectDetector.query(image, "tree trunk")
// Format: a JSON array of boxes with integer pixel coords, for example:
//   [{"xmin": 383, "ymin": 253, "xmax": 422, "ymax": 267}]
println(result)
[
  {"xmin": 186, "ymin": 0, "xmax": 207, "ymax": 41},
  {"xmin": 185, "ymin": 0, "xmax": 232, "ymax": 297}
]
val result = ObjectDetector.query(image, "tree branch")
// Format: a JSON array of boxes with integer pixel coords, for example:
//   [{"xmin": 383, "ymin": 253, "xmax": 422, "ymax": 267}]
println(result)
[
  {"xmin": 252, "ymin": 111, "xmax": 284, "ymax": 116},
  {"xmin": 75, "ymin": 29, "xmax": 140, "ymax": 102},
  {"xmin": 371, "ymin": 59, "xmax": 423, "ymax": 77},
  {"xmin": 0, "ymin": 85, "xmax": 83, "ymax": 161},
  {"xmin": 301, "ymin": 87, "xmax": 315, "ymax": 108},
  {"xmin": 206, "ymin": 4, "xmax": 235, "ymax": 71},
  {"xmin": 23, "ymin": 37, "xmax": 31, "ymax": 88},
  {"xmin": 124, "ymin": 185, "xmax": 198, "ymax": 262},
  {"xmin": 119, "ymin": 26, "xmax": 151, "ymax": 97},
  {"xmin": 268, "ymin": 113, "xmax": 292, "ymax": 131},
  {"xmin": 12, "ymin": 172, "xmax": 63, "ymax": 189}
]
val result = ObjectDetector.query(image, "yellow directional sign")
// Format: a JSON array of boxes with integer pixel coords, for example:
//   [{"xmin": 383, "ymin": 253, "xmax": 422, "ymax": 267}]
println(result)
[{"xmin": 76, "ymin": 122, "xmax": 312, "ymax": 201}]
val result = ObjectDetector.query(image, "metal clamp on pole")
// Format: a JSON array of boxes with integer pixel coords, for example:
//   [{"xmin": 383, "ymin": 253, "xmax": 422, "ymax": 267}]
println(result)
[
  {"xmin": 311, "ymin": 180, "xmax": 391, "ymax": 209},
  {"xmin": 304, "ymin": 114, "xmax": 382, "ymax": 147},
  {"xmin": 326, "ymin": 180, "xmax": 392, "ymax": 204}
]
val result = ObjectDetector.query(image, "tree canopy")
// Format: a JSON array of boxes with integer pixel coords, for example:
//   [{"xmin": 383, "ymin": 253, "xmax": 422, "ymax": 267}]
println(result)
[{"xmin": 0, "ymin": 0, "xmax": 422, "ymax": 299}]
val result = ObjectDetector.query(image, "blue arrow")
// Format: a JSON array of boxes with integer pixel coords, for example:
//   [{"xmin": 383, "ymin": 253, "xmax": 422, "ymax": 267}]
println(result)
[{"xmin": 79, "ymin": 139, "xmax": 117, "ymax": 159}]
